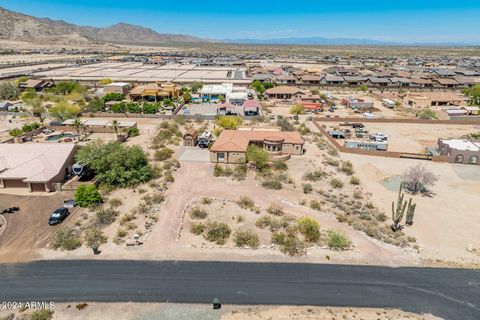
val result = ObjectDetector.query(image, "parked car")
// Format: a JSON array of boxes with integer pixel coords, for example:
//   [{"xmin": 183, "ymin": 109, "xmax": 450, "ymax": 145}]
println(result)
[
  {"xmin": 48, "ymin": 208, "xmax": 70, "ymax": 226},
  {"xmin": 62, "ymin": 199, "xmax": 76, "ymax": 208}
]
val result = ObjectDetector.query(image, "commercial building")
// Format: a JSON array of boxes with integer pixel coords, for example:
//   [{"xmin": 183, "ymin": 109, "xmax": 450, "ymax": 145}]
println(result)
[
  {"xmin": 0, "ymin": 143, "xmax": 77, "ymax": 192},
  {"xmin": 210, "ymin": 127, "xmax": 304, "ymax": 164}
]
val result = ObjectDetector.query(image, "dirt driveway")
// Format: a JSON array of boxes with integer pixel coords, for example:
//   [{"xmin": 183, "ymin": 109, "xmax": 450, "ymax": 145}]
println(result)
[{"xmin": 0, "ymin": 192, "xmax": 74, "ymax": 262}]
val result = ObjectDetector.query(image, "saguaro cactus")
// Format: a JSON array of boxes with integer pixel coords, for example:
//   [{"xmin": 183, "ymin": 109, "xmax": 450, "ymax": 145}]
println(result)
[
  {"xmin": 405, "ymin": 199, "xmax": 416, "ymax": 226},
  {"xmin": 392, "ymin": 184, "xmax": 407, "ymax": 231}
]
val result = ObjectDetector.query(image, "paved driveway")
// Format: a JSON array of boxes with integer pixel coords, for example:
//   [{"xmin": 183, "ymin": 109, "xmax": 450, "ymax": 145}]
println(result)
[
  {"xmin": 0, "ymin": 192, "xmax": 74, "ymax": 262},
  {"xmin": 177, "ymin": 147, "xmax": 210, "ymax": 162}
]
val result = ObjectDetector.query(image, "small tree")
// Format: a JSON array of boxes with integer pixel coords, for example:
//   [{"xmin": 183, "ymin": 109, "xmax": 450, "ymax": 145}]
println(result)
[
  {"xmin": 246, "ymin": 145, "xmax": 269, "ymax": 170},
  {"xmin": 290, "ymin": 104, "xmax": 305, "ymax": 116},
  {"xmin": 402, "ymin": 164, "xmax": 438, "ymax": 194},
  {"xmin": 72, "ymin": 117, "xmax": 84, "ymax": 141},
  {"xmin": 75, "ymin": 184, "xmax": 102, "ymax": 208}
]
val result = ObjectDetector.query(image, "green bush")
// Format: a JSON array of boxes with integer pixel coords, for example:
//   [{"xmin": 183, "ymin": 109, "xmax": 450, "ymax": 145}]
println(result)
[
  {"xmin": 74, "ymin": 184, "xmax": 102, "ymax": 208},
  {"xmin": 190, "ymin": 223, "xmax": 205, "ymax": 235},
  {"xmin": 327, "ymin": 231, "xmax": 351, "ymax": 251},
  {"xmin": 246, "ymin": 145, "xmax": 269, "ymax": 170},
  {"xmin": 204, "ymin": 222, "xmax": 231, "ymax": 245},
  {"xmin": 128, "ymin": 127, "xmax": 140, "ymax": 137},
  {"xmin": 233, "ymin": 230, "xmax": 260, "ymax": 248},
  {"xmin": 51, "ymin": 228, "xmax": 82, "ymax": 251},
  {"xmin": 189, "ymin": 207, "xmax": 208, "ymax": 219},
  {"xmin": 84, "ymin": 227, "xmax": 107, "ymax": 248},
  {"xmin": 297, "ymin": 217, "xmax": 320, "ymax": 242},
  {"xmin": 255, "ymin": 215, "xmax": 285, "ymax": 232},
  {"xmin": 154, "ymin": 147, "xmax": 174, "ymax": 161},
  {"xmin": 330, "ymin": 178, "xmax": 344, "ymax": 189}
]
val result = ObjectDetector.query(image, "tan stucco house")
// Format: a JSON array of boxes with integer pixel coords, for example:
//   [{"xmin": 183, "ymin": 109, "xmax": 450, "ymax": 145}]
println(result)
[{"xmin": 210, "ymin": 128, "xmax": 304, "ymax": 164}]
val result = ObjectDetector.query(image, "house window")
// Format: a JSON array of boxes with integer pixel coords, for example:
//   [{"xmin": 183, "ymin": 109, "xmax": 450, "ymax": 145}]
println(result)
[
  {"xmin": 217, "ymin": 153, "xmax": 225, "ymax": 162},
  {"xmin": 455, "ymin": 154, "xmax": 464, "ymax": 163},
  {"xmin": 469, "ymin": 155, "xmax": 478, "ymax": 164}
]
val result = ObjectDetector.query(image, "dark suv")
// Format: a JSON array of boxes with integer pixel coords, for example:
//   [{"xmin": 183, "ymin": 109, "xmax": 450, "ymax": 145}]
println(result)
[{"xmin": 48, "ymin": 208, "xmax": 69, "ymax": 226}]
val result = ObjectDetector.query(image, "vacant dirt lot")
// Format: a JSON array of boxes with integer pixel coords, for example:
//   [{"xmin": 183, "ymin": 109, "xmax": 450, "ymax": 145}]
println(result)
[
  {"xmin": 0, "ymin": 192, "xmax": 75, "ymax": 262},
  {"xmin": 342, "ymin": 153, "xmax": 480, "ymax": 266}
]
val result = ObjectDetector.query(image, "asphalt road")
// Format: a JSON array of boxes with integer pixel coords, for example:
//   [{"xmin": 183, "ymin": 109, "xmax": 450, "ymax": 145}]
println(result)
[{"xmin": 0, "ymin": 260, "xmax": 479, "ymax": 319}]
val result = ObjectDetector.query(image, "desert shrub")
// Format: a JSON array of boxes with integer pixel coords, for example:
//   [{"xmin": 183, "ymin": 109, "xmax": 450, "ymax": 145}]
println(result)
[
  {"xmin": 96, "ymin": 207, "xmax": 119, "ymax": 225},
  {"xmin": 340, "ymin": 161, "xmax": 354, "ymax": 176},
  {"xmin": 189, "ymin": 207, "xmax": 208, "ymax": 219},
  {"xmin": 330, "ymin": 178, "xmax": 344, "ymax": 189},
  {"xmin": 150, "ymin": 193, "xmax": 165, "ymax": 204},
  {"xmin": 303, "ymin": 183, "xmax": 313, "ymax": 194},
  {"xmin": 303, "ymin": 169, "xmax": 326, "ymax": 182},
  {"xmin": 237, "ymin": 196, "xmax": 255, "ymax": 210},
  {"xmin": 233, "ymin": 230, "xmax": 260, "ymax": 248},
  {"xmin": 297, "ymin": 217, "xmax": 320, "ymax": 243},
  {"xmin": 336, "ymin": 213, "xmax": 347, "ymax": 223},
  {"xmin": 255, "ymin": 215, "xmax": 285, "ymax": 232},
  {"xmin": 204, "ymin": 222, "xmax": 231, "ymax": 245},
  {"xmin": 116, "ymin": 229, "xmax": 127, "ymax": 238},
  {"xmin": 30, "ymin": 309, "xmax": 54, "ymax": 320},
  {"xmin": 246, "ymin": 145, "xmax": 269, "ymax": 170},
  {"xmin": 375, "ymin": 212, "xmax": 387, "ymax": 222},
  {"xmin": 232, "ymin": 164, "xmax": 247, "ymax": 181},
  {"xmin": 262, "ymin": 179, "xmax": 282, "ymax": 190},
  {"xmin": 327, "ymin": 231, "xmax": 351, "ymax": 251},
  {"xmin": 350, "ymin": 176, "xmax": 360, "ymax": 185},
  {"xmin": 325, "ymin": 158, "xmax": 339, "ymax": 167},
  {"xmin": 272, "ymin": 160, "xmax": 288, "ymax": 171},
  {"xmin": 267, "ymin": 204, "xmax": 284, "ymax": 216},
  {"xmin": 201, "ymin": 197, "xmax": 212, "ymax": 205},
  {"xmin": 84, "ymin": 227, "xmax": 107, "ymax": 248},
  {"xmin": 109, "ymin": 198, "xmax": 123, "ymax": 208},
  {"xmin": 353, "ymin": 189, "xmax": 363, "ymax": 199},
  {"xmin": 272, "ymin": 232, "xmax": 306, "ymax": 256},
  {"xmin": 51, "ymin": 228, "xmax": 82, "ymax": 251},
  {"xmin": 154, "ymin": 147, "xmax": 174, "ymax": 161},
  {"xmin": 309, "ymin": 200, "xmax": 322, "ymax": 211},
  {"xmin": 190, "ymin": 223, "xmax": 206, "ymax": 235},
  {"xmin": 74, "ymin": 184, "xmax": 102, "ymax": 208}
]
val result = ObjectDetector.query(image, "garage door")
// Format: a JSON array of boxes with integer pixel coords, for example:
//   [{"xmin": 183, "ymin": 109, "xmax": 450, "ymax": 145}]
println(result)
[
  {"xmin": 30, "ymin": 183, "xmax": 46, "ymax": 192},
  {"xmin": 3, "ymin": 179, "xmax": 28, "ymax": 188}
]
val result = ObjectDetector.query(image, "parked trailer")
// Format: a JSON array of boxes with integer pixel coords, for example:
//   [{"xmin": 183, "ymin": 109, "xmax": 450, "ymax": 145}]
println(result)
[{"xmin": 344, "ymin": 140, "xmax": 388, "ymax": 151}]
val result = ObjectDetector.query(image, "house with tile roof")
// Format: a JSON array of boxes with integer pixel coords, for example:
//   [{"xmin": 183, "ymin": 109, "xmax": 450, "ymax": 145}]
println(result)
[
  {"xmin": 210, "ymin": 128, "xmax": 304, "ymax": 164},
  {"xmin": 0, "ymin": 143, "xmax": 77, "ymax": 192}
]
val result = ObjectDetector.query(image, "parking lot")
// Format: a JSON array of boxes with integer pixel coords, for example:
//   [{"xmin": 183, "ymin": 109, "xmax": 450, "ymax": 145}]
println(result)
[{"xmin": 0, "ymin": 192, "xmax": 75, "ymax": 262}]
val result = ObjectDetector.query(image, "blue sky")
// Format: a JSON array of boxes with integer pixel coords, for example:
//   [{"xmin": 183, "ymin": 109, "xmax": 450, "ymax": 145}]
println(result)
[{"xmin": 2, "ymin": 0, "xmax": 480, "ymax": 43}]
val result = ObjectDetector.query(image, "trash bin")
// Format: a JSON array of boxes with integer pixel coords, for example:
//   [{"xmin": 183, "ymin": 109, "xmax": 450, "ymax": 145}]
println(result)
[
  {"xmin": 212, "ymin": 298, "xmax": 221, "ymax": 310},
  {"xmin": 92, "ymin": 245, "xmax": 100, "ymax": 255}
]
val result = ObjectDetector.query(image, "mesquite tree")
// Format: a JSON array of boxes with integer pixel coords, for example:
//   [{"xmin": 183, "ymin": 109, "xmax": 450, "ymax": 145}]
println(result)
[{"xmin": 402, "ymin": 164, "xmax": 438, "ymax": 195}]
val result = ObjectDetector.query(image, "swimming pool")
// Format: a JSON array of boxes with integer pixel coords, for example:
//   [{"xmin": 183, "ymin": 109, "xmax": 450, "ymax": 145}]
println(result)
[{"xmin": 46, "ymin": 132, "xmax": 77, "ymax": 141}]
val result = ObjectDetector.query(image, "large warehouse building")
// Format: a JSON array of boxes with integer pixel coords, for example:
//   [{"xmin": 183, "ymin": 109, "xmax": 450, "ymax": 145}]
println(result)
[{"xmin": 0, "ymin": 143, "xmax": 77, "ymax": 192}]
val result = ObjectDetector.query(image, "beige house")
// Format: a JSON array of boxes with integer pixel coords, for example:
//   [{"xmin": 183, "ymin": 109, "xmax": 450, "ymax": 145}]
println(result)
[
  {"xmin": 210, "ymin": 128, "xmax": 304, "ymax": 164},
  {"xmin": 265, "ymin": 86, "xmax": 304, "ymax": 100},
  {"xmin": 104, "ymin": 82, "xmax": 131, "ymax": 95},
  {"xmin": 407, "ymin": 92, "xmax": 467, "ymax": 108},
  {"xmin": 0, "ymin": 143, "xmax": 77, "ymax": 192}
]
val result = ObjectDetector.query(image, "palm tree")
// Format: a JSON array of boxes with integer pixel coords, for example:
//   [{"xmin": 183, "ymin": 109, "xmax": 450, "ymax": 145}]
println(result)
[
  {"xmin": 111, "ymin": 120, "xmax": 119, "ymax": 140},
  {"xmin": 72, "ymin": 117, "xmax": 83, "ymax": 141}
]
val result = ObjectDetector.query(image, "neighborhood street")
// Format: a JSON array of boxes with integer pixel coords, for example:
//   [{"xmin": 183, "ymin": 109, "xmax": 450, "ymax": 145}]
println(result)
[{"xmin": 0, "ymin": 260, "xmax": 479, "ymax": 319}]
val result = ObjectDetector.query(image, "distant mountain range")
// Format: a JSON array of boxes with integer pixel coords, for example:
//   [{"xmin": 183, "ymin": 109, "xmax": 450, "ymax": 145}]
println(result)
[
  {"xmin": 225, "ymin": 37, "xmax": 480, "ymax": 46},
  {"xmin": 0, "ymin": 7, "xmax": 209, "ymax": 45}
]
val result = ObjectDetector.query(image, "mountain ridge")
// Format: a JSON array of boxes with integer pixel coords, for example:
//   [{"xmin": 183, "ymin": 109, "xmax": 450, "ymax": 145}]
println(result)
[{"xmin": 0, "ymin": 6, "xmax": 209, "ymax": 45}]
